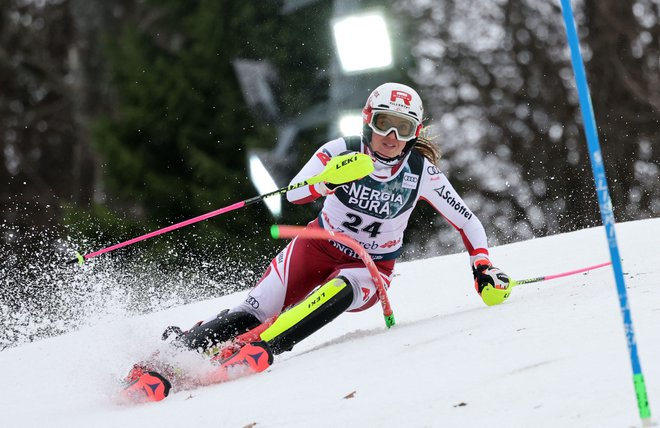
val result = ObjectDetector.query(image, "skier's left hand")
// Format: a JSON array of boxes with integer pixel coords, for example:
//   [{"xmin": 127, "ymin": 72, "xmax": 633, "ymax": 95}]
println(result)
[{"xmin": 472, "ymin": 258, "xmax": 512, "ymax": 306}]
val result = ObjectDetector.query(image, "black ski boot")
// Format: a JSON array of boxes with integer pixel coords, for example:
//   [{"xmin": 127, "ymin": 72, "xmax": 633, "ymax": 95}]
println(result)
[{"xmin": 163, "ymin": 309, "xmax": 261, "ymax": 353}]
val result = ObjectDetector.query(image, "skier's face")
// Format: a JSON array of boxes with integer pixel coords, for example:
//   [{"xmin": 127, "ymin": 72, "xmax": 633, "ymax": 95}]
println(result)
[{"xmin": 370, "ymin": 129, "xmax": 406, "ymax": 159}]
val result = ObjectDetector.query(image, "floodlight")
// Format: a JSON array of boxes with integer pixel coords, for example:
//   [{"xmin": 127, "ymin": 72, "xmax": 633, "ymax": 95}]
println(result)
[
  {"xmin": 338, "ymin": 112, "xmax": 363, "ymax": 136},
  {"xmin": 333, "ymin": 12, "xmax": 392, "ymax": 74},
  {"xmin": 248, "ymin": 152, "xmax": 282, "ymax": 218}
]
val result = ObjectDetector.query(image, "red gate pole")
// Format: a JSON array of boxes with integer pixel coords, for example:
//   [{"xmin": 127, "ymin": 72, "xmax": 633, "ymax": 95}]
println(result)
[{"xmin": 271, "ymin": 225, "xmax": 395, "ymax": 328}]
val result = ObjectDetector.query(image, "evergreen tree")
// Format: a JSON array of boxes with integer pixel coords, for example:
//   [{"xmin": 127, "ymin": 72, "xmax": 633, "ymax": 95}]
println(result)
[{"xmin": 89, "ymin": 1, "xmax": 333, "ymax": 263}]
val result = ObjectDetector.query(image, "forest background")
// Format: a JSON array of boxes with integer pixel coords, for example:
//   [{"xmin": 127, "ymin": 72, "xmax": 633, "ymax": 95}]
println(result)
[{"xmin": 1, "ymin": 0, "xmax": 658, "ymax": 345}]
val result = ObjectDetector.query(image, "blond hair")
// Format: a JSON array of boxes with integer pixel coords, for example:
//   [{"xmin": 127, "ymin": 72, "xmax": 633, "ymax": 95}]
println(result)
[{"xmin": 413, "ymin": 126, "xmax": 441, "ymax": 164}]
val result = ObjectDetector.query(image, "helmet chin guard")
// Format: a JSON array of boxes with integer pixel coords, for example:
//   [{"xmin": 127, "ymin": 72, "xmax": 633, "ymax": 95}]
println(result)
[{"xmin": 361, "ymin": 82, "xmax": 424, "ymax": 166}]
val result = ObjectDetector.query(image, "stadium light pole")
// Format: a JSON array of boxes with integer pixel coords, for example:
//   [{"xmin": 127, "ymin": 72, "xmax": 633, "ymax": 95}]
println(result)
[
  {"xmin": 560, "ymin": 0, "xmax": 652, "ymax": 425},
  {"xmin": 331, "ymin": 9, "xmax": 393, "ymax": 137}
]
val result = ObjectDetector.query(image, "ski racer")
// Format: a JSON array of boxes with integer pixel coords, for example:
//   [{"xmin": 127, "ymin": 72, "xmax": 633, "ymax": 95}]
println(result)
[
  {"xmin": 174, "ymin": 82, "xmax": 510, "ymax": 361},
  {"xmin": 150, "ymin": 82, "xmax": 512, "ymax": 387}
]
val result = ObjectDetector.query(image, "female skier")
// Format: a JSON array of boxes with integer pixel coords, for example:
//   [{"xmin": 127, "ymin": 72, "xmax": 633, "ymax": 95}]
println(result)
[
  {"xmin": 126, "ymin": 82, "xmax": 512, "ymax": 400},
  {"xmin": 171, "ymin": 82, "xmax": 512, "ymax": 366}
]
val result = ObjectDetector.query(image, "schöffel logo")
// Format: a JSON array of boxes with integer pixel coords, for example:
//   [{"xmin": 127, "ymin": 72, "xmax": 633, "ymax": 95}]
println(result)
[{"xmin": 433, "ymin": 185, "xmax": 473, "ymax": 220}]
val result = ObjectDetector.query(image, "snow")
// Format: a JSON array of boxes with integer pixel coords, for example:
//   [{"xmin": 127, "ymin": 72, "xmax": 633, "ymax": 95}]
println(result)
[{"xmin": 1, "ymin": 218, "xmax": 658, "ymax": 428}]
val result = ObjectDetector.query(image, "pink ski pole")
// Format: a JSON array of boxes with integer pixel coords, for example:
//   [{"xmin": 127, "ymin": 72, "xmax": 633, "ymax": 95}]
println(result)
[
  {"xmin": 66, "ymin": 152, "xmax": 375, "ymax": 265},
  {"xmin": 67, "ymin": 200, "xmax": 247, "ymax": 265},
  {"xmin": 511, "ymin": 261, "xmax": 612, "ymax": 287}
]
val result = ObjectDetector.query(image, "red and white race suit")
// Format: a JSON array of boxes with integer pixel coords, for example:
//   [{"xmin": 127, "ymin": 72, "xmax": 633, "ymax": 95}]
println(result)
[{"xmin": 230, "ymin": 136, "xmax": 490, "ymax": 323}]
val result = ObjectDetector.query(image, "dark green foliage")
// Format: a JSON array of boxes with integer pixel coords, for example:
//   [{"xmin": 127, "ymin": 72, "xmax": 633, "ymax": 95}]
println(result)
[
  {"xmin": 3, "ymin": 0, "xmax": 658, "ymax": 266},
  {"xmin": 87, "ymin": 1, "xmax": 332, "ymax": 264}
]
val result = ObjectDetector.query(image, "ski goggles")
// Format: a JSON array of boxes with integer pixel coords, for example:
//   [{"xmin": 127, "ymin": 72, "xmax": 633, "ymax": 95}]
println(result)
[{"xmin": 369, "ymin": 111, "xmax": 419, "ymax": 142}]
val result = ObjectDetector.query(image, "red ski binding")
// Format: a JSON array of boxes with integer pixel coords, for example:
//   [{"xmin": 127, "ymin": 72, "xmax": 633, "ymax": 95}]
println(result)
[
  {"xmin": 122, "ymin": 370, "xmax": 172, "ymax": 403},
  {"xmin": 207, "ymin": 340, "xmax": 273, "ymax": 383}
]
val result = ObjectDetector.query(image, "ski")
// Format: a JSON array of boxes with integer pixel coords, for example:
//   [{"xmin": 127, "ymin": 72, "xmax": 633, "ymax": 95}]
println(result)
[{"xmin": 120, "ymin": 340, "xmax": 273, "ymax": 403}]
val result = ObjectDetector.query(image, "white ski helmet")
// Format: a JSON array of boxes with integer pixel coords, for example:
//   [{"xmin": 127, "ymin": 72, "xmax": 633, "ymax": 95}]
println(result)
[{"xmin": 361, "ymin": 82, "xmax": 424, "ymax": 165}]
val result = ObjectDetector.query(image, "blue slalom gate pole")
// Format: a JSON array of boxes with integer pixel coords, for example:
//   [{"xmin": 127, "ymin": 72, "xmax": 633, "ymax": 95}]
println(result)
[{"xmin": 560, "ymin": 0, "xmax": 652, "ymax": 424}]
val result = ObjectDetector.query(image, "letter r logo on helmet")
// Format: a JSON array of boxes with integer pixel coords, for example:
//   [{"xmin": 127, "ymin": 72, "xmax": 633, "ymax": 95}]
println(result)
[{"xmin": 390, "ymin": 90, "xmax": 412, "ymax": 106}]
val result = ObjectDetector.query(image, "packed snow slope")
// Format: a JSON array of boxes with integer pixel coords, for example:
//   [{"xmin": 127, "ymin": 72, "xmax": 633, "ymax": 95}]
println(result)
[{"xmin": 1, "ymin": 218, "xmax": 659, "ymax": 428}]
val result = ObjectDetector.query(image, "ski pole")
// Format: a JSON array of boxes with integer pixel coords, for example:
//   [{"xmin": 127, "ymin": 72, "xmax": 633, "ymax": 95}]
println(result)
[
  {"xmin": 66, "ymin": 153, "xmax": 374, "ymax": 265},
  {"xmin": 511, "ymin": 261, "xmax": 612, "ymax": 287},
  {"xmin": 270, "ymin": 224, "xmax": 395, "ymax": 328}
]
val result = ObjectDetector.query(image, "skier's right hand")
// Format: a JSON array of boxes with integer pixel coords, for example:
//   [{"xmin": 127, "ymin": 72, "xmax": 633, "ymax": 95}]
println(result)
[
  {"xmin": 316, "ymin": 181, "xmax": 339, "ymax": 196},
  {"xmin": 316, "ymin": 151, "xmax": 361, "ymax": 196}
]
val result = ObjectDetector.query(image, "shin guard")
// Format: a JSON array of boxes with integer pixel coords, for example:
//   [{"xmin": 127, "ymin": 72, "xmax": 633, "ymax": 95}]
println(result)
[{"xmin": 261, "ymin": 276, "xmax": 353, "ymax": 354}]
